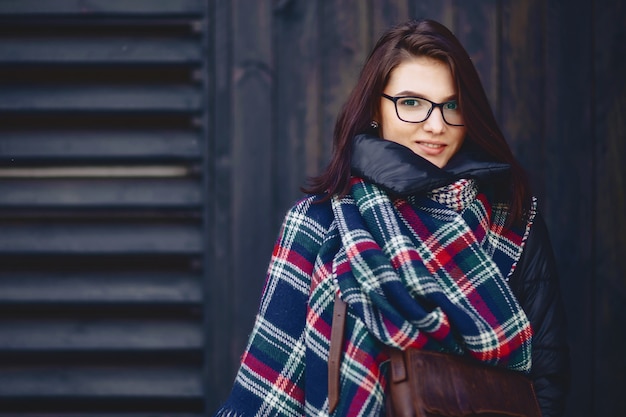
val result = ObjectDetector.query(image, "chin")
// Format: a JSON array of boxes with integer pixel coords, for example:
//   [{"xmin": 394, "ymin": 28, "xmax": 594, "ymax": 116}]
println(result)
[{"xmin": 421, "ymin": 155, "xmax": 447, "ymax": 168}]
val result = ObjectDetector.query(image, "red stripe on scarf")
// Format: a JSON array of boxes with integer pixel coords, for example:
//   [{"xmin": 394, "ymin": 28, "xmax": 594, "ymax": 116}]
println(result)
[
  {"xmin": 242, "ymin": 353, "xmax": 305, "ymax": 403},
  {"xmin": 389, "ymin": 247, "xmax": 423, "ymax": 270},
  {"xmin": 272, "ymin": 245, "xmax": 315, "ymax": 276}
]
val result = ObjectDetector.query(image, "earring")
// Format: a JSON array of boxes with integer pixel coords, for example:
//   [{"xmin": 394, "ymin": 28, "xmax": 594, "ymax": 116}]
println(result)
[{"xmin": 370, "ymin": 120, "xmax": 379, "ymax": 129}]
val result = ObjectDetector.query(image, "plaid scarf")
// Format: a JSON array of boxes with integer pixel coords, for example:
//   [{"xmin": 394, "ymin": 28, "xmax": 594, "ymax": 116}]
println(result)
[{"xmin": 215, "ymin": 178, "xmax": 534, "ymax": 417}]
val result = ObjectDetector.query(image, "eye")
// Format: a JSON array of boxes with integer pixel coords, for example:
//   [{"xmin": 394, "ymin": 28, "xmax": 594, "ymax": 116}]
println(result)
[
  {"xmin": 397, "ymin": 97, "xmax": 424, "ymax": 107},
  {"xmin": 444, "ymin": 100, "xmax": 459, "ymax": 110}
]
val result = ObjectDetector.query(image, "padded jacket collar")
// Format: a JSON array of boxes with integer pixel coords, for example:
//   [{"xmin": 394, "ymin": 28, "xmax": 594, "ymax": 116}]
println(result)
[{"xmin": 350, "ymin": 134, "xmax": 511, "ymax": 196}]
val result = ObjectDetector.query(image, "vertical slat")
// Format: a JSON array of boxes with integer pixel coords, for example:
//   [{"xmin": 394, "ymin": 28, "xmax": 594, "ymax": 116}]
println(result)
[
  {"xmin": 230, "ymin": 0, "xmax": 274, "ymax": 376},
  {"xmin": 499, "ymin": 0, "xmax": 546, "ymax": 198},
  {"xmin": 196, "ymin": 2, "xmax": 215, "ymax": 415},
  {"xmin": 593, "ymin": 1, "xmax": 626, "ymax": 416},
  {"xmin": 542, "ymin": 2, "xmax": 595, "ymax": 417},
  {"xmin": 273, "ymin": 0, "xmax": 321, "ymax": 226},
  {"xmin": 411, "ymin": 0, "xmax": 455, "ymax": 27},
  {"xmin": 207, "ymin": 0, "xmax": 236, "ymax": 411},
  {"xmin": 454, "ymin": 0, "xmax": 499, "ymax": 117},
  {"xmin": 369, "ymin": 0, "xmax": 410, "ymax": 40},
  {"xmin": 320, "ymin": 0, "xmax": 370, "ymax": 163}
]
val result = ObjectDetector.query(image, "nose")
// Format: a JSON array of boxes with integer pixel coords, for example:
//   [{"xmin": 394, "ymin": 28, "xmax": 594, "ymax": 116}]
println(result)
[{"xmin": 423, "ymin": 107, "xmax": 446, "ymax": 133}]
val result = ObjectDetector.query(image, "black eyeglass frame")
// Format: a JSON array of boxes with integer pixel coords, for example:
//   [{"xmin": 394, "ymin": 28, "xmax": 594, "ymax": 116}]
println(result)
[{"xmin": 381, "ymin": 93, "xmax": 464, "ymax": 126}]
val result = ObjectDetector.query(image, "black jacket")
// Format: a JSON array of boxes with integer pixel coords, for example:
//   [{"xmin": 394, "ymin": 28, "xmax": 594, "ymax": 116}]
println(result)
[
  {"xmin": 508, "ymin": 214, "xmax": 570, "ymax": 417},
  {"xmin": 352, "ymin": 134, "xmax": 570, "ymax": 417}
]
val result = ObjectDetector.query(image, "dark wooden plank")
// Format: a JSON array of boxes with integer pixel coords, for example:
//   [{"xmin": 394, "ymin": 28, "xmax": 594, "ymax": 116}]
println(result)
[
  {"xmin": 593, "ymin": 1, "xmax": 626, "ymax": 416},
  {"xmin": 411, "ymin": 0, "xmax": 453, "ymax": 27},
  {"xmin": 0, "ymin": 85, "xmax": 202, "ymax": 113},
  {"xmin": 370, "ymin": 0, "xmax": 410, "ymax": 41},
  {"xmin": 273, "ymin": 0, "xmax": 321, "ymax": 226},
  {"xmin": 206, "ymin": 0, "xmax": 236, "ymax": 410},
  {"xmin": 454, "ymin": 0, "xmax": 499, "ymax": 117},
  {"xmin": 0, "ymin": 223, "xmax": 202, "ymax": 255},
  {"xmin": 0, "ymin": 0, "xmax": 204, "ymax": 15},
  {"xmin": 0, "ymin": 319, "xmax": 202, "ymax": 351},
  {"xmin": 0, "ymin": 38, "xmax": 202, "ymax": 64},
  {"xmin": 0, "ymin": 271, "xmax": 202, "ymax": 304},
  {"xmin": 0, "ymin": 366, "xmax": 202, "ymax": 397},
  {"xmin": 320, "ymin": 0, "xmax": 370, "ymax": 163},
  {"xmin": 0, "ymin": 178, "xmax": 202, "ymax": 208},
  {"xmin": 541, "ymin": 2, "xmax": 595, "ymax": 417},
  {"xmin": 499, "ymin": 0, "xmax": 546, "ymax": 198},
  {"xmin": 0, "ymin": 130, "xmax": 201, "ymax": 161},
  {"xmin": 229, "ymin": 0, "xmax": 274, "ymax": 368}
]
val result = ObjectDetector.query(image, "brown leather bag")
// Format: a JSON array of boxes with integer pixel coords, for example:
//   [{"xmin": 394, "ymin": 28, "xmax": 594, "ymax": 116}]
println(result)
[
  {"xmin": 386, "ymin": 347, "xmax": 542, "ymax": 417},
  {"xmin": 328, "ymin": 294, "xmax": 542, "ymax": 417}
]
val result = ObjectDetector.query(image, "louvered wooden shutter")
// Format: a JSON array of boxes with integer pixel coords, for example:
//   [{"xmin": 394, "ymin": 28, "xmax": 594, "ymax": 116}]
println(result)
[{"xmin": 0, "ymin": 1, "xmax": 210, "ymax": 415}]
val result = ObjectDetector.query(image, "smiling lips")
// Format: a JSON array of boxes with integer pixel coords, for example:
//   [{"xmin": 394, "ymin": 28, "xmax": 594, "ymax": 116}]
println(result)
[
  {"xmin": 419, "ymin": 142, "xmax": 443, "ymax": 148},
  {"xmin": 416, "ymin": 141, "xmax": 445, "ymax": 153}
]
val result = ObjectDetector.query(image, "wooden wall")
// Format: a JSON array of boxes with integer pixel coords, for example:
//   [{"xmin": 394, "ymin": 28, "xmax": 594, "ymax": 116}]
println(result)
[
  {"xmin": 0, "ymin": 1, "xmax": 624, "ymax": 416},
  {"xmin": 209, "ymin": 1, "xmax": 626, "ymax": 416}
]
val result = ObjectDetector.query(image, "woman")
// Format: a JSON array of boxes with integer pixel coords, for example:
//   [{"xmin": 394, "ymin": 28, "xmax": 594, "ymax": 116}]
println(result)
[{"xmin": 215, "ymin": 19, "xmax": 569, "ymax": 417}]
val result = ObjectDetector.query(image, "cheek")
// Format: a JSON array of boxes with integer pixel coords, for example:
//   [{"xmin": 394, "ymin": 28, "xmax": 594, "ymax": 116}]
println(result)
[
  {"xmin": 455, "ymin": 128, "xmax": 467, "ymax": 145},
  {"xmin": 380, "ymin": 109, "xmax": 414, "ymax": 138},
  {"xmin": 449, "ymin": 130, "xmax": 467, "ymax": 151},
  {"xmin": 379, "ymin": 108, "xmax": 394, "ymax": 137}
]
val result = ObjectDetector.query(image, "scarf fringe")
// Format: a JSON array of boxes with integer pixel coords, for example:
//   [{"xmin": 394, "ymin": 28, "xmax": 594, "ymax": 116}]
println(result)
[{"xmin": 213, "ymin": 408, "xmax": 243, "ymax": 417}]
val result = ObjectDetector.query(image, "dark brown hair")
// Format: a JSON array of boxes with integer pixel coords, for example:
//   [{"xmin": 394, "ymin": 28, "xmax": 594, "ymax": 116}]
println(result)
[{"xmin": 303, "ymin": 19, "xmax": 531, "ymax": 225}]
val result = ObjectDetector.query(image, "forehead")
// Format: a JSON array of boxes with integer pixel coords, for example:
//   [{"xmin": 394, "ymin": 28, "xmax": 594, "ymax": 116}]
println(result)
[{"xmin": 385, "ymin": 56, "xmax": 456, "ymax": 100}]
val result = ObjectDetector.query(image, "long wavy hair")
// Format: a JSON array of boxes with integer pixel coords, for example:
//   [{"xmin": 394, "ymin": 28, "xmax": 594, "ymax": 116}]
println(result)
[{"xmin": 303, "ymin": 19, "xmax": 531, "ymax": 225}]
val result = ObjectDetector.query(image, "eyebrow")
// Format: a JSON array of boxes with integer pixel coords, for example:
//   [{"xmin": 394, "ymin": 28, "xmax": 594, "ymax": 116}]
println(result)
[{"xmin": 393, "ymin": 90, "xmax": 458, "ymax": 101}]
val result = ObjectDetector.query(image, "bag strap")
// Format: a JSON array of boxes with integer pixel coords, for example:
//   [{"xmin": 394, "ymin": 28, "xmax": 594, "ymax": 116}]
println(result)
[
  {"xmin": 328, "ymin": 293, "xmax": 406, "ymax": 416},
  {"xmin": 388, "ymin": 347, "xmax": 408, "ymax": 383},
  {"xmin": 328, "ymin": 292, "xmax": 347, "ymax": 414}
]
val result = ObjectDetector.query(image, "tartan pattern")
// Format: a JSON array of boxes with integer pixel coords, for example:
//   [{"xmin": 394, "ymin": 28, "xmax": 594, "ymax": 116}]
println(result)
[{"xmin": 215, "ymin": 179, "xmax": 535, "ymax": 417}]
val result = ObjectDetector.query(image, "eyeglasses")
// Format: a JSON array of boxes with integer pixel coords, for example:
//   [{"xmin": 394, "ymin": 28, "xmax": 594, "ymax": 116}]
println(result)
[{"xmin": 381, "ymin": 93, "xmax": 464, "ymax": 126}]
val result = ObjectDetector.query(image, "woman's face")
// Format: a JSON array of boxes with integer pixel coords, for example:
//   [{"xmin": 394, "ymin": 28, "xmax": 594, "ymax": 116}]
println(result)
[{"xmin": 379, "ymin": 56, "xmax": 467, "ymax": 168}]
